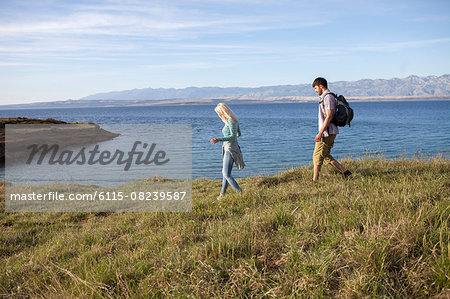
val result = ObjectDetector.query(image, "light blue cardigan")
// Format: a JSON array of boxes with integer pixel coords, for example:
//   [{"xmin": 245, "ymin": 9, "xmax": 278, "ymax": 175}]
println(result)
[
  {"xmin": 216, "ymin": 119, "xmax": 241, "ymax": 145},
  {"xmin": 216, "ymin": 119, "xmax": 245, "ymax": 169}
]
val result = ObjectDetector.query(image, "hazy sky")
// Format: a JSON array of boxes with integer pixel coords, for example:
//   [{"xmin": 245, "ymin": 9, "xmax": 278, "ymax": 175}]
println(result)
[{"xmin": 0, "ymin": 0, "xmax": 449, "ymax": 104}]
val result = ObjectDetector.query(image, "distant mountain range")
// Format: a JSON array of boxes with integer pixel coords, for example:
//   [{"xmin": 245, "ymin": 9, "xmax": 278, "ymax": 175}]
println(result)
[
  {"xmin": 81, "ymin": 74, "xmax": 450, "ymax": 101},
  {"xmin": 2, "ymin": 75, "xmax": 449, "ymax": 109}
]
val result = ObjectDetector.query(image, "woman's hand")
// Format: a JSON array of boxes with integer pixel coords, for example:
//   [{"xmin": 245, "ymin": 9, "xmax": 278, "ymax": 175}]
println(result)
[{"xmin": 210, "ymin": 138, "xmax": 218, "ymax": 144}]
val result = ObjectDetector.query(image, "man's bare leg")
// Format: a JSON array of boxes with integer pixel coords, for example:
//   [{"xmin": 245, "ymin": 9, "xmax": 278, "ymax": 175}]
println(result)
[
  {"xmin": 313, "ymin": 164, "xmax": 321, "ymax": 182},
  {"xmin": 330, "ymin": 159, "xmax": 352, "ymax": 178},
  {"xmin": 330, "ymin": 159, "xmax": 346, "ymax": 173}
]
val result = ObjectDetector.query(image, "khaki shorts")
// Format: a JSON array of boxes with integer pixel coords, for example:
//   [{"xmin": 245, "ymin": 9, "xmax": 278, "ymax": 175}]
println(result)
[{"xmin": 313, "ymin": 134, "xmax": 336, "ymax": 166}]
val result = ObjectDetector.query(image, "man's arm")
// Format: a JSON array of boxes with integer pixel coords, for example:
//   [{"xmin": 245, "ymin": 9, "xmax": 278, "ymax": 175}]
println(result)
[{"xmin": 315, "ymin": 109, "xmax": 335, "ymax": 142}]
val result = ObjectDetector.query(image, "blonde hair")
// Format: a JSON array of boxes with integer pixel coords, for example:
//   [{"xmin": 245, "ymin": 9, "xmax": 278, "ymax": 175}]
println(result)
[{"xmin": 214, "ymin": 103, "xmax": 238, "ymax": 124}]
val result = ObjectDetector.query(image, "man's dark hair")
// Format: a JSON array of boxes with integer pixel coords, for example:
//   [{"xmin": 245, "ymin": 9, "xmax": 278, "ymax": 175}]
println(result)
[{"xmin": 312, "ymin": 77, "xmax": 328, "ymax": 88}]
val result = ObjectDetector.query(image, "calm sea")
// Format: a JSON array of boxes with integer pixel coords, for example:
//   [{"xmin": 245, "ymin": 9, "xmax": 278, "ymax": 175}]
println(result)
[{"xmin": 1, "ymin": 101, "xmax": 449, "ymax": 179}]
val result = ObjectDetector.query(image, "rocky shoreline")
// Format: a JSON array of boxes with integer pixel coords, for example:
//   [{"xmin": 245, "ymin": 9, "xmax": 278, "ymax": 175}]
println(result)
[{"xmin": 0, "ymin": 117, "xmax": 119, "ymax": 167}]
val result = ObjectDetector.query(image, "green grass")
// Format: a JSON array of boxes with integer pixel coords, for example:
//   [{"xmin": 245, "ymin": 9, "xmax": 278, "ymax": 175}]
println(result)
[{"xmin": 0, "ymin": 156, "xmax": 449, "ymax": 298}]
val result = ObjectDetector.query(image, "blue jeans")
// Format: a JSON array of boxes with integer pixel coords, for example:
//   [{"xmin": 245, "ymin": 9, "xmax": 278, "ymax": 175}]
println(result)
[{"xmin": 221, "ymin": 150, "xmax": 241, "ymax": 195}]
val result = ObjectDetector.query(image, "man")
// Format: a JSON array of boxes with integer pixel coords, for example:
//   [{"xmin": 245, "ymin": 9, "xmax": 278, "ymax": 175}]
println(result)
[{"xmin": 311, "ymin": 77, "xmax": 351, "ymax": 183}]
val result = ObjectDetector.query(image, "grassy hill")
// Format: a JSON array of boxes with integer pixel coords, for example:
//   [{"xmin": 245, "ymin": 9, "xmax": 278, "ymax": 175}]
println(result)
[{"xmin": 0, "ymin": 156, "xmax": 449, "ymax": 298}]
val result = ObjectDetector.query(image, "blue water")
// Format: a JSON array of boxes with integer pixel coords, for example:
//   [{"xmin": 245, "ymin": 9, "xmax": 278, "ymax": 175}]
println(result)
[{"xmin": 1, "ymin": 101, "xmax": 449, "ymax": 179}]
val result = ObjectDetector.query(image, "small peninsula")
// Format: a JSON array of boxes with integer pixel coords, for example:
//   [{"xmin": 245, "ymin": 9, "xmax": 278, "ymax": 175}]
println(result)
[{"xmin": 0, "ymin": 117, "xmax": 119, "ymax": 167}]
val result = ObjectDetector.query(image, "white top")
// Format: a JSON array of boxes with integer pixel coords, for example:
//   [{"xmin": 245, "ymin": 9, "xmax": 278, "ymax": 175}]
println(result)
[{"xmin": 319, "ymin": 90, "xmax": 339, "ymax": 137}]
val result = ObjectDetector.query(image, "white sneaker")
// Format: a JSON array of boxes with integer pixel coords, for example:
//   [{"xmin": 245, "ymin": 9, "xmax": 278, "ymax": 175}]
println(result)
[{"xmin": 217, "ymin": 194, "xmax": 225, "ymax": 200}]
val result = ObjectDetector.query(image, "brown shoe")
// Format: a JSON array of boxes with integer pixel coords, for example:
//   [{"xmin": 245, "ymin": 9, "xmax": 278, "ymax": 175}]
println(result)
[{"xmin": 343, "ymin": 170, "xmax": 352, "ymax": 179}]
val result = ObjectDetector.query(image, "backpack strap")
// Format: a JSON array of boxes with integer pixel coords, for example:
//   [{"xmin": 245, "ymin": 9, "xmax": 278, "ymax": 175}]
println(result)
[{"xmin": 319, "ymin": 91, "xmax": 335, "ymax": 104}]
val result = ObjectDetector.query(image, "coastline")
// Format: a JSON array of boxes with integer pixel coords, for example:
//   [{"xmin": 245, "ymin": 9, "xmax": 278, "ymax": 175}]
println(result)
[
  {"xmin": 0, "ymin": 117, "xmax": 119, "ymax": 167},
  {"xmin": 0, "ymin": 95, "xmax": 449, "ymax": 110}
]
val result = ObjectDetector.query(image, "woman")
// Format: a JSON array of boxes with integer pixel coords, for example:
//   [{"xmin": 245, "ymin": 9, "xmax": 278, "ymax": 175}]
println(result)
[{"xmin": 210, "ymin": 103, "xmax": 244, "ymax": 200}]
